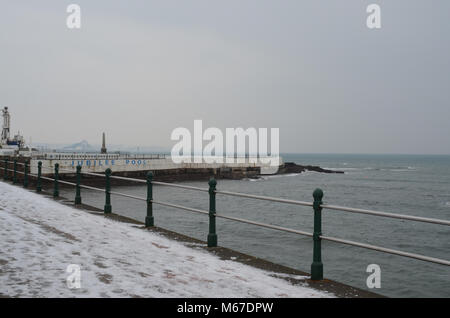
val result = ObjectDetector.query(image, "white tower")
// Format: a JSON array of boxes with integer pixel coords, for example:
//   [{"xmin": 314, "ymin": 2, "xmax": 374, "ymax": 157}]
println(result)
[{"xmin": 2, "ymin": 107, "xmax": 10, "ymax": 144}]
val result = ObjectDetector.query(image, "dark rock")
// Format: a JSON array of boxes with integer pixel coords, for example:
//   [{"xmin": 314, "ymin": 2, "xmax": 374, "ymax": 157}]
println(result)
[{"xmin": 277, "ymin": 162, "xmax": 344, "ymax": 174}]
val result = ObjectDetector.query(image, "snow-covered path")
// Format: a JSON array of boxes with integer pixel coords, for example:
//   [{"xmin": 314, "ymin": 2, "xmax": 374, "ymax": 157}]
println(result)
[{"xmin": 0, "ymin": 182, "xmax": 332, "ymax": 298}]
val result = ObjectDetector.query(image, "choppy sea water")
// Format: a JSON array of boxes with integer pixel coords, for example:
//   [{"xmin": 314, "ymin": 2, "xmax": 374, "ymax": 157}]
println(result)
[{"xmin": 60, "ymin": 154, "xmax": 450, "ymax": 297}]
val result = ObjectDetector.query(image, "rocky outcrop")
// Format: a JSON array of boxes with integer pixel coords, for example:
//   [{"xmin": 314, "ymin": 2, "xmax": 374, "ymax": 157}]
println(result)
[{"xmin": 277, "ymin": 162, "xmax": 344, "ymax": 174}]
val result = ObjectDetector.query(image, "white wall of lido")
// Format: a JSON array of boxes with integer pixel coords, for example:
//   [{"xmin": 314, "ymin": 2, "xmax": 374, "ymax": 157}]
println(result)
[{"xmin": 29, "ymin": 155, "xmax": 283, "ymax": 175}]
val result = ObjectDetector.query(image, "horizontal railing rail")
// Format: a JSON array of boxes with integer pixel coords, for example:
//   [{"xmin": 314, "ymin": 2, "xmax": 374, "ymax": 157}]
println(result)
[
  {"xmin": 319, "ymin": 235, "xmax": 450, "ymax": 266},
  {"xmin": 215, "ymin": 189, "xmax": 313, "ymax": 207},
  {"xmin": 214, "ymin": 212, "xmax": 314, "ymax": 237},
  {"xmin": 152, "ymin": 200, "xmax": 210, "ymax": 216},
  {"xmin": 2, "ymin": 158, "xmax": 449, "ymax": 282},
  {"xmin": 320, "ymin": 204, "xmax": 450, "ymax": 226}
]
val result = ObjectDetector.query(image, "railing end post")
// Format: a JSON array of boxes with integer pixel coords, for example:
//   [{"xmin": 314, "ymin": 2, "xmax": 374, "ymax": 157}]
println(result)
[
  {"xmin": 53, "ymin": 163, "xmax": 59, "ymax": 197},
  {"xmin": 74, "ymin": 165, "xmax": 82, "ymax": 205},
  {"xmin": 207, "ymin": 177, "xmax": 217, "ymax": 247},
  {"xmin": 104, "ymin": 168, "xmax": 112, "ymax": 214},
  {"xmin": 36, "ymin": 161, "xmax": 42, "ymax": 192},
  {"xmin": 145, "ymin": 171, "xmax": 154, "ymax": 227},
  {"xmin": 311, "ymin": 188, "xmax": 324, "ymax": 281},
  {"xmin": 13, "ymin": 159, "xmax": 17, "ymax": 184},
  {"xmin": 23, "ymin": 160, "xmax": 29, "ymax": 188},
  {"xmin": 3, "ymin": 158, "xmax": 8, "ymax": 180}
]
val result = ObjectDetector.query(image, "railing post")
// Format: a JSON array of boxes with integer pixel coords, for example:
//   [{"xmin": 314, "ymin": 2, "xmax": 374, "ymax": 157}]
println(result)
[
  {"xmin": 13, "ymin": 159, "xmax": 17, "ymax": 184},
  {"xmin": 75, "ymin": 165, "xmax": 82, "ymax": 205},
  {"xmin": 311, "ymin": 188, "xmax": 324, "ymax": 280},
  {"xmin": 145, "ymin": 171, "xmax": 154, "ymax": 227},
  {"xmin": 23, "ymin": 161, "xmax": 29, "ymax": 188},
  {"xmin": 207, "ymin": 177, "xmax": 217, "ymax": 247},
  {"xmin": 4, "ymin": 158, "xmax": 8, "ymax": 180},
  {"xmin": 104, "ymin": 168, "xmax": 112, "ymax": 213},
  {"xmin": 53, "ymin": 163, "xmax": 59, "ymax": 197},
  {"xmin": 36, "ymin": 161, "xmax": 42, "ymax": 192}
]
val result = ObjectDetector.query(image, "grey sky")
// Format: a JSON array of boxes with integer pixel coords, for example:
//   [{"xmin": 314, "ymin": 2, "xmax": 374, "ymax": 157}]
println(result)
[{"xmin": 1, "ymin": 1, "xmax": 449, "ymax": 154}]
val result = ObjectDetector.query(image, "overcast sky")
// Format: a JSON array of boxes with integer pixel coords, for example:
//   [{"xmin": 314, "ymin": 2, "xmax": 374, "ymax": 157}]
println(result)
[{"xmin": 1, "ymin": 1, "xmax": 449, "ymax": 154}]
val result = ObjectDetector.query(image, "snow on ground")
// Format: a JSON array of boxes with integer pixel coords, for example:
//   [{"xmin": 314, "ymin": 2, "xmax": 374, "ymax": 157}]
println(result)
[{"xmin": 0, "ymin": 181, "xmax": 333, "ymax": 298}]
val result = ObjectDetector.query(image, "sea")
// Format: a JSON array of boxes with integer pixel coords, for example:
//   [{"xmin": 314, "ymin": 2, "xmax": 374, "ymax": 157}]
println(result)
[{"xmin": 59, "ymin": 153, "xmax": 450, "ymax": 298}]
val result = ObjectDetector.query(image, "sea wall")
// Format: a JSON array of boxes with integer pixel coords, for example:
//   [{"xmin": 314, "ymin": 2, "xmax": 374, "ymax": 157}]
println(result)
[{"xmin": 29, "ymin": 156, "xmax": 282, "ymax": 176}]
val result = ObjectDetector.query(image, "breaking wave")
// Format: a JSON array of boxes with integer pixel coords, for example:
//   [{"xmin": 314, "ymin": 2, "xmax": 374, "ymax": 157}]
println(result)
[
  {"xmin": 323, "ymin": 166, "xmax": 417, "ymax": 172},
  {"xmin": 245, "ymin": 173, "xmax": 302, "ymax": 181}
]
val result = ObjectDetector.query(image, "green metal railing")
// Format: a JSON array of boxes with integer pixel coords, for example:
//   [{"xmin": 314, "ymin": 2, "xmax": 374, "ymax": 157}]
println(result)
[{"xmin": 2, "ymin": 158, "xmax": 450, "ymax": 282}]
